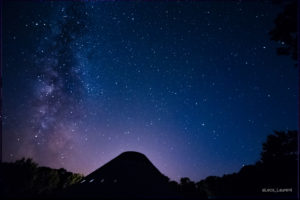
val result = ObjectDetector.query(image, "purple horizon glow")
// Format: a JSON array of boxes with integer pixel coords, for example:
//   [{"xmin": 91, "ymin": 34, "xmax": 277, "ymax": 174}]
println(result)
[{"xmin": 2, "ymin": 1, "xmax": 297, "ymax": 182}]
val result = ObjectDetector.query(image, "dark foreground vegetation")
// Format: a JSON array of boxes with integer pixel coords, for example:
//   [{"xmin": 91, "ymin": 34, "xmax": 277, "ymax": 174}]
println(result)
[
  {"xmin": 0, "ymin": 158, "xmax": 83, "ymax": 199},
  {"xmin": 191, "ymin": 130, "xmax": 298, "ymax": 198},
  {"xmin": 0, "ymin": 130, "xmax": 298, "ymax": 199}
]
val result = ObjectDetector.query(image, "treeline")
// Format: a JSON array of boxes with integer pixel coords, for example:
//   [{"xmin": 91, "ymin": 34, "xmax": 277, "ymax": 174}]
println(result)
[
  {"xmin": 0, "ymin": 158, "xmax": 83, "ymax": 199},
  {"xmin": 0, "ymin": 130, "xmax": 298, "ymax": 199},
  {"xmin": 170, "ymin": 130, "xmax": 298, "ymax": 199}
]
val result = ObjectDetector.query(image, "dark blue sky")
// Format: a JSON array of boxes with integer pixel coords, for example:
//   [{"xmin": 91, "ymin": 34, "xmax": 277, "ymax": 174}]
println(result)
[{"xmin": 2, "ymin": 1, "xmax": 298, "ymax": 181}]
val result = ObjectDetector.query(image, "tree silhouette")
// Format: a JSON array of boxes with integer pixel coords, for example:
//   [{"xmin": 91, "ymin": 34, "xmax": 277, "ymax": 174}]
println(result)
[
  {"xmin": 0, "ymin": 158, "xmax": 83, "ymax": 199},
  {"xmin": 269, "ymin": 0, "xmax": 298, "ymax": 63},
  {"xmin": 1, "ymin": 131, "xmax": 297, "ymax": 199},
  {"xmin": 179, "ymin": 177, "xmax": 207, "ymax": 199},
  {"xmin": 197, "ymin": 130, "xmax": 298, "ymax": 198},
  {"xmin": 180, "ymin": 177, "xmax": 196, "ymax": 194},
  {"xmin": 260, "ymin": 130, "xmax": 297, "ymax": 164}
]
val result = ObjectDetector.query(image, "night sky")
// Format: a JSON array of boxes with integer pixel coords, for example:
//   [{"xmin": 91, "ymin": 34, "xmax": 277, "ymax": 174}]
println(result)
[{"xmin": 2, "ymin": 1, "xmax": 298, "ymax": 181}]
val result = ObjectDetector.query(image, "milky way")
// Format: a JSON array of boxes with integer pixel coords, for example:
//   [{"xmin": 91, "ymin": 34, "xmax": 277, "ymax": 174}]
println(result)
[
  {"xmin": 30, "ymin": 4, "xmax": 87, "ymax": 167},
  {"xmin": 2, "ymin": 1, "xmax": 298, "ymax": 181}
]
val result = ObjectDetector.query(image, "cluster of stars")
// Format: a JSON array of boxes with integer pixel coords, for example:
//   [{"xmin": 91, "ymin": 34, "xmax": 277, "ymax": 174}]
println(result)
[{"xmin": 2, "ymin": 1, "xmax": 297, "ymax": 181}]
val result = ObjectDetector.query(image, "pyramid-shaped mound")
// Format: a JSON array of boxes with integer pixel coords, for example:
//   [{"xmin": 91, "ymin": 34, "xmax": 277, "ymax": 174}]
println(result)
[{"xmin": 64, "ymin": 151, "xmax": 180, "ymax": 199}]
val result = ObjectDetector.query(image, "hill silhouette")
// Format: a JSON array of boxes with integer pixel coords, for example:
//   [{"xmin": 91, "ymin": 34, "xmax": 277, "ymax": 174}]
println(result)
[
  {"xmin": 62, "ymin": 151, "xmax": 181, "ymax": 199},
  {"xmin": 1, "ymin": 131, "xmax": 298, "ymax": 199}
]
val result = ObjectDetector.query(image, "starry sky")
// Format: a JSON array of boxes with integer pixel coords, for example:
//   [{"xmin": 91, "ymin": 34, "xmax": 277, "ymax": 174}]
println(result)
[{"xmin": 2, "ymin": 1, "xmax": 298, "ymax": 181}]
